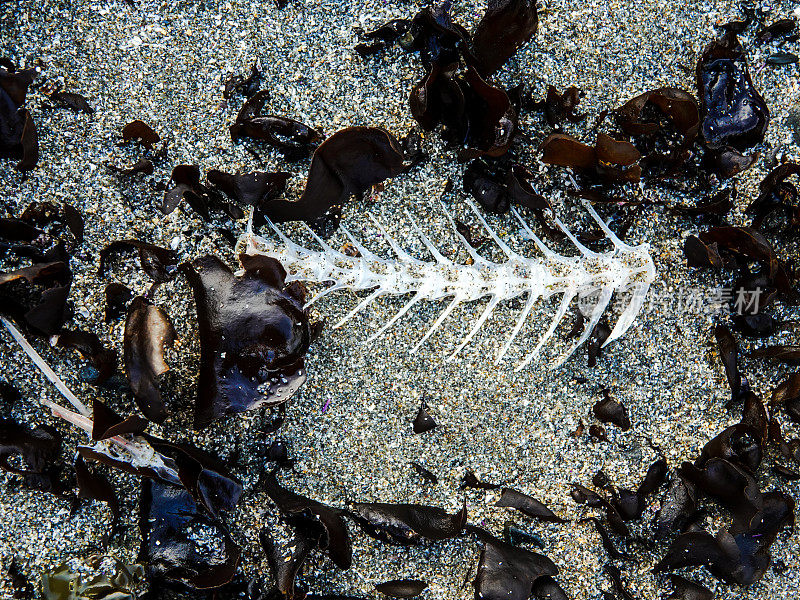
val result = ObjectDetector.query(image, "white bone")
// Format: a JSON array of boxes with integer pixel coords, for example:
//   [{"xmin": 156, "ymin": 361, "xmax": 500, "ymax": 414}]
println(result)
[{"xmin": 245, "ymin": 199, "xmax": 655, "ymax": 368}]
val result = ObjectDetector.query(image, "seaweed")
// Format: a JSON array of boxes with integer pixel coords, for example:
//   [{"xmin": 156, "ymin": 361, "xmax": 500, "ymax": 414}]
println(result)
[
  {"xmin": 471, "ymin": 0, "xmax": 538, "ymax": 77},
  {"xmin": 55, "ymin": 329, "xmax": 118, "ymax": 384},
  {"xmin": 75, "ymin": 455, "xmax": 120, "ymax": 536},
  {"xmin": 223, "ymin": 62, "xmax": 263, "ymax": 99},
  {"xmin": 696, "ymin": 33, "xmax": 769, "ymax": 151},
  {"xmin": 104, "ymin": 282, "xmax": 133, "ymax": 323},
  {"xmin": 592, "ymin": 389, "xmax": 631, "ymax": 431},
  {"xmin": 162, "ymin": 164, "xmax": 245, "ymax": 220},
  {"xmin": 260, "ymin": 127, "xmax": 405, "ymax": 237},
  {"xmin": 541, "ymin": 133, "xmax": 641, "ymax": 184},
  {"xmin": 138, "ymin": 479, "xmax": 240, "ymax": 589},
  {"xmin": 263, "ymin": 470, "xmax": 352, "ymax": 569},
  {"xmin": 99, "ymin": 240, "xmax": 177, "ymax": 283},
  {"xmin": 0, "ymin": 260, "xmax": 72, "ymax": 335},
  {"xmin": 0, "ymin": 416, "xmax": 68, "ymax": 496},
  {"xmin": 473, "ymin": 531, "xmax": 559, "ymax": 600},
  {"xmin": 410, "ymin": 461, "xmax": 438, "ymax": 485},
  {"xmin": 0, "ymin": 63, "xmax": 38, "ymax": 172},
  {"xmin": 47, "ymin": 90, "xmax": 94, "ymax": 114},
  {"xmin": 374, "ymin": 579, "xmax": 427, "ymax": 598},
  {"xmin": 495, "ymin": 488, "xmax": 565, "ymax": 523},
  {"xmin": 349, "ymin": 501, "xmax": 466, "ymax": 545},
  {"xmin": 534, "ymin": 85, "xmax": 585, "ymax": 128},
  {"xmin": 664, "ymin": 575, "xmax": 713, "ymax": 600},
  {"xmin": 123, "ymin": 297, "xmax": 177, "ymax": 424},
  {"xmin": 121, "ymin": 120, "xmax": 160, "ymax": 149},
  {"xmin": 412, "ymin": 398, "xmax": 437, "ymax": 433},
  {"xmin": 181, "ymin": 255, "xmax": 312, "ymax": 429},
  {"xmin": 230, "ymin": 91, "xmax": 323, "ymax": 160},
  {"xmin": 91, "ymin": 398, "xmax": 147, "ymax": 441}
]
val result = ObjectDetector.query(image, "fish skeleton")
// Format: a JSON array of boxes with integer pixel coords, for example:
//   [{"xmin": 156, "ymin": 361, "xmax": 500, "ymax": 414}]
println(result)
[{"xmin": 242, "ymin": 200, "xmax": 655, "ymax": 369}]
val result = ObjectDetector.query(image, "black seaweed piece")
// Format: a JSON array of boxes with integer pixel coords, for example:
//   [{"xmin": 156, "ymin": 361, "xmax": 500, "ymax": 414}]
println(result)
[
  {"xmin": 19, "ymin": 201, "xmax": 84, "ymax": 245},
  {"xmin": 181, "ymin": 254, "xmax": 312, "ymax": 429},
  {"xmin": 223, "ymin": 63, "xmax": 263, "ymax": 99},
  {"xmin": 348, "ymin": 501, "xmax": 466, "ymax": 545},
  {"xmin": 410, "ymin": 461, "xmax": 438, "ymax": 485},
  {"xmin": 672, "ymin": 188, "xmax": 734, "ymax": 219},
  {"xmin": 374, "ymin": 579, "xmax": 427, "ymax": 598},
  {"xmin": 230, "ymin": 91, "xmax": 323, "ymax": 160},
  {"xmin": 7, "ymin": 558, "xmax": 35, "ymax": 599},
  {"xmin": 48, "ymin": 90, "xmax": 94, "ymax": 114},
  {"xmin": 655, "ymin": 475, "xmax": 698, "ymax": 536},
  {"xmin": 756, "ymin": 19, "xmax": 797, "ymax": 43},
  {"xmin": 138, "ymin": 479, "xmax": 241, "ymax": 590},
  {"xmin": 260, "ymin": 127, "xmax": 405, "ymax": 237},
  {"xmin": 532, "ymin": 576, "xmax": 569, "ymax": 600},
  {"xmin": 0, "ymin": 416, "xmax": 68, "ymax": 496},
  {"xmin": 495, "ymin": 487, "xmax": 565, "ymax": 523},
  {"xmin": 0, "ymin": 64, "xmax": 38, "ymax": 172},
  {"xmin": 263, "ymin": 470, "xmax": 352, "ymax": 570},
  {"xmin": 534, "ymin": 85, "xmax": 585, "ymax": 128},
  {"xmin": 696, "ymin": 32, "xmax": 769, "ymax": 151},
  {"xmin": 107, "ymin": 157, "xmax": 154, "ymax": 176},
  {"xmin": 104, "ymin": 282, "xmax": 134, "ymax": 323},
  {"xmin": 461, "ymin": 469, "xmax": 501, "ymax": 490},
  {"xmin": 746, "ymin": 163, "xmax": 800, "ymax": 232},
  {"xmin": 123, "ymin": 296, "xmax": 177, "ymax": 424},
  {"xmin": 714, "ymin": 323, "xmax": 749, "ymax": 404},
  {"xmin": 74, "ymin": 455, "xmax": 120, "ymax": 536},
  {"xmin": 614, "ymin": 87, "xmax": 699, "ymax": 177},
  {"xmin": 503, "ymin": 522, "xmax": 545, "ymax": 548},
  {"xmin": 473, "ymin": 531, "xmax": 559, "ymax": 600},
  {"xmin": 604, "ymin": 564, "xmax": 636, "ymax": 600},
  {"xmin": 541, "ymin": 132, "xmax": 642, "ymax": 184},
  {"xmin": 91, "ymin": 398, "xmax": 147, "ymax": 441},
  {"xmin": 653, "ymin": 491, "xmax": 794, "ymax": 585},
  {"xmin": 664, "ymin": 575, "xmax": 713, "ymax": 600},
  {"xmin": 582, "ymin": 517, "xmax": 632, "ymax": 560},
  {"xmin": 0, "ymin": 260, "xmax": 72, "ymax": 336},
  {"xmin": 471, "ymin": 0, "xmax": 538, "ymax": 77},
  {"xmin": 99, "ymin": 239, "xmax": 177, "ymax": 283},
  {"xmin": 412, "ymin": 398, "xmax": 437, "ymax": 433},
  {"xmin": 55, "ymin": 329, "xmax": 118, "ymax": 384},
  {"xmin": 259, "ymin": 528, "xmax": 313, "ymax": 600},
  {"xmin": 592, "ymin": 389, "xmax": 631, "ymax": 430},
  {"xmin": 355, "ymin": 19, "xmax": 412, "ymax": 57},
  {"xmin": 144, "ymin": 437, "xmax": 243, "ymax": 519},
  {"xmin": 771, "ymin": 373, "xmax": 800, "ymax": 425},
  {"xmin": 680, "ymin": 458, "xmax": 762, "ymax": 533},
  {"xmin": 162, "ymin": 164, "xmax": 245, "ymax": 220},
  {"xmin": 121, "ymin": 120, "xmax": 160, "ymax": 149},
  {"xmin": 206, "ymin": 169, "xmax": 291, "ymax": 216}
]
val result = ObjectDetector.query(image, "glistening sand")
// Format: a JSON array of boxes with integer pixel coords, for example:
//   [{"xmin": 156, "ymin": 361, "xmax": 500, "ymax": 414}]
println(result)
[{"xmin": 1, "ymin": 0, "xmax": 800, "ymax": 598}]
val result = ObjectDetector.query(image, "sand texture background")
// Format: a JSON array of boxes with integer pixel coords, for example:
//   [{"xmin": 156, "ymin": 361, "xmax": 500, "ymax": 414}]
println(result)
[{"xmin": 2, "ymin": 0, "xmax": 800, "ymax": 598}]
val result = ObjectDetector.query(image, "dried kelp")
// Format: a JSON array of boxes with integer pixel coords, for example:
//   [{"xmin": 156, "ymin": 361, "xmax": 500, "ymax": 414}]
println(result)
[
  {"xmin": 375, "ymin": 579, "xmax": 427, "ymax": 598},
  {"xmin": 181, "ymin": 255, "xmax": 312, "ymax": 429},
  {"xmin": 162, "ymin": 165, "xmax": 244, "ymax": 220},
  {"xmin": 473, "ymin": 531, "xmax": 559, "ymax": 600},
  {"xmin": 592, "ymin": 389, "xmax": 631, "ymax": 431},
  {"xmin": 696, "ymin": 33, "xmax": 769, "ymax": 151},
  {"xmin": 495, "ymin": 488, "xmax": 565, "ymax": 523},
  {"xmin": 534, "ymin": 85, "xmax": 585, "ymax": 128},
  {"xmin": 0, "ymin": 62, "xmax": 38, "ymax": 171},
  {"xmin": 121, "ymin": 120, "xmax": 160, "ymax": 149},
  {"xmin": 99, "ymin": 240, "xmax": 177, "ymax": 283},
  {"xmin": 0, "ymin": 416, "xmax": 68, "ymax": 496},
  {"xmin": 349, "ymin": 501, "xmax": 466, "ymax": 545},
  {"xmin": 138, "ymin": 479, "xmax": 240, "ymax": 589},
  {"xmin": 263, "ymin": 471, "xmax": 352, "ymax": 570},
  {"xmin": 541, "ymin": 132, "xmax": 642, "ymax": 184},
  {"xmin": 471, "ymin": 0, "xmax": 538, "ymax": 77},
  {"xmin": 123, "ymin": 297, "xmax": 177, "ymax": 424},
  {"xmin": 412, "ymin": 398, "xmax": 437, "ymax": 433},
  {"xmin": 0, "ymin": 260, "xmax": 72, "ymax": 335},
  {"xmin": 55, "ymin": 329, "xmax": 118, "ymax": 384},
  {"xmin": 259, "ymin": 127, "xmax": 405, "ymax": 236},
  {"xmin": 230, "ymin": 91, "xmax": 323, "ymax": 160}
]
